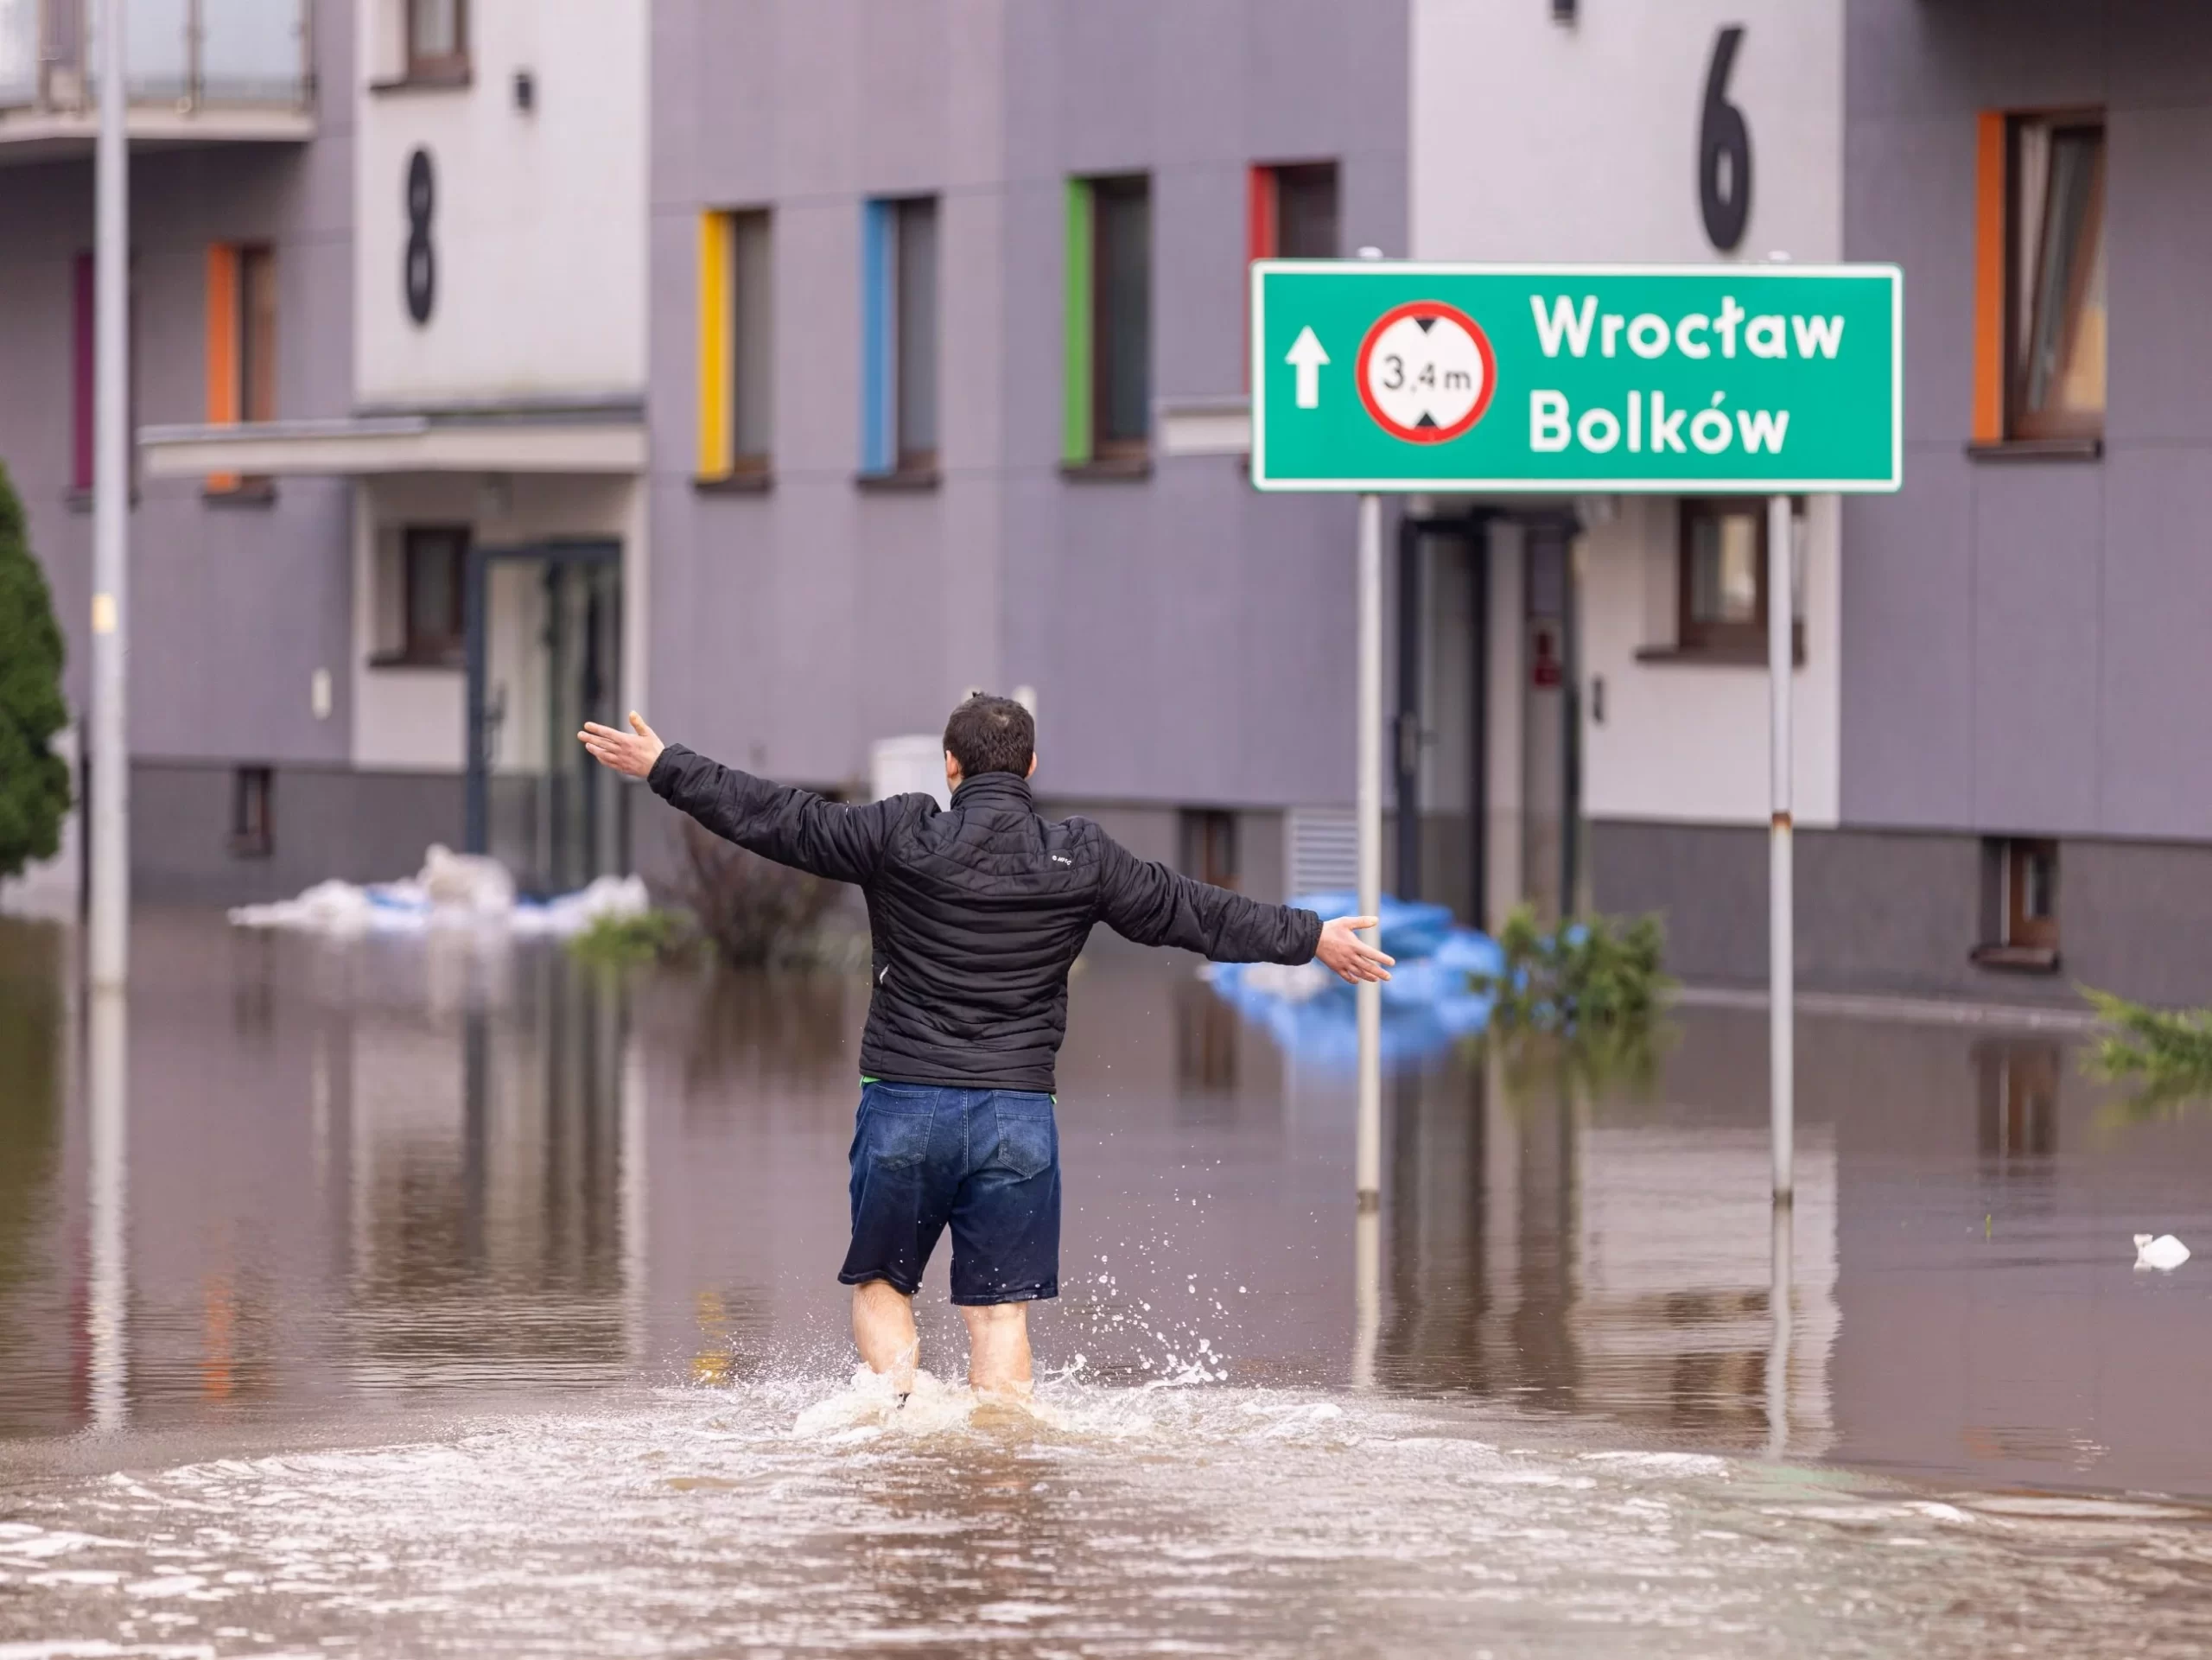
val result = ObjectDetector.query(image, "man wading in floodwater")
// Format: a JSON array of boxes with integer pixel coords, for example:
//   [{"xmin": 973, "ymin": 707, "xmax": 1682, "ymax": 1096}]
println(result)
[{"xmin": 581, "ymin": 696, "xmax": 1391, "ymax": 1402}]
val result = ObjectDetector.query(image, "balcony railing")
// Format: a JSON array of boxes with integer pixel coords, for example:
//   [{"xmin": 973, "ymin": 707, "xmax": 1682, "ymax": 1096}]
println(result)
[{"xmin": 0, "ymin": 0, "xmax": 311, "ymax": 115}]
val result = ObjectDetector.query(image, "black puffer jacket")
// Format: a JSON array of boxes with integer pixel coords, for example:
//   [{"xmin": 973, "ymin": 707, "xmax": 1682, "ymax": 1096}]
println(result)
[{"xmin": 649, "ymin": 746, "xmax": 1322, "ymax": 1091}]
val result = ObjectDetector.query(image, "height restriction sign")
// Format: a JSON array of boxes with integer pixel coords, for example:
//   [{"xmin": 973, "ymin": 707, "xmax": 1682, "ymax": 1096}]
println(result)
[{"xmin": 1249, "ymin": 260, "xmax": 1902, "ymax": 493}]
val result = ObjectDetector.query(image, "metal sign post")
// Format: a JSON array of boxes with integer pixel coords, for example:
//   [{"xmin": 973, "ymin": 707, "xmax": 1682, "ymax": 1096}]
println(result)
[
  {"xmin": 1249, "ymin": 259, "xmax": 1899, "ymax": 1213},
  {"xmin": 1355, "ymin": 492, "xmax": 1383, "ymax": 1218},
  {"xmin": 1768, "ymin": 492, "xmax": 1795, "ymax": 1205}
]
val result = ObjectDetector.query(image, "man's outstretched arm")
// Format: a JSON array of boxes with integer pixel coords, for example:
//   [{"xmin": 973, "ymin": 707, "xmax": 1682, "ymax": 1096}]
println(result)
[
  {"xmin": 1093, "ymin": 834, "xmax": 1392, "ymax": 984},
  {"xmin": 581, "ymin": 713, "xmax": 897, "ymax": 885}
]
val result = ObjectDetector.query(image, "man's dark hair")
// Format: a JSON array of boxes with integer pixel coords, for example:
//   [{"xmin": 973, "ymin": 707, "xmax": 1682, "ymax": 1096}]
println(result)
[{"xmin": 944, "ymin": 694, "xmax": 1034, "ymax": 780}]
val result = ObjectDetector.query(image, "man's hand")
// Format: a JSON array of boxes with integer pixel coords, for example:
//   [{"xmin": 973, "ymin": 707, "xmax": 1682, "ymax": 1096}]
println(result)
[
  {"xmin": 579, "ymin": 712, "xmax": 665, "ymax": 780},
  {"xmin": 1315, "ymin": 915, "xmax": 1394, "ymax": 984}
]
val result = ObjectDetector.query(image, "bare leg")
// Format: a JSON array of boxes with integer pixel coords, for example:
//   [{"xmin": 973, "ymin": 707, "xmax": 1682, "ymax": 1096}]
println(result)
[
  {"xmin": 960, "ymin": 1301, "xmax": 1033, "ymax": 1398},
  {"xmin": 851, "ymin": 1281, "xmax": 918, "ymax": 1394}
]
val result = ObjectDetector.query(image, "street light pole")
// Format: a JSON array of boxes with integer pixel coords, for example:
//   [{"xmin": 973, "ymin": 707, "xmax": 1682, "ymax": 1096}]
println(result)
[{"xmin": 89, "ymin": 0, "xmax": 131, "ymax": 989}]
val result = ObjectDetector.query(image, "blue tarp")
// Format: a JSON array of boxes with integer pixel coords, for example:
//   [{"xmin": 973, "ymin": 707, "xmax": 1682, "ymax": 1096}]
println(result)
[{"xmin": 1203, "ymin": 894, "xmax": 1503, "ymax": 1072}]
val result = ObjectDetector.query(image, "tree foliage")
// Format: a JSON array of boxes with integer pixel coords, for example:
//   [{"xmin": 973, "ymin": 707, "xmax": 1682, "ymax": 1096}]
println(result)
[{"xmin": 0, "ymin": 461, "xmax": 71, "ymax": 881}]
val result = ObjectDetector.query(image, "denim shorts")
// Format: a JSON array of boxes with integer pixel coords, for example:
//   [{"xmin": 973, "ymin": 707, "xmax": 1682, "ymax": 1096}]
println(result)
[{"xmin": 838, "ymin": 1080, "xmax": 1060, "ymax": 1306}]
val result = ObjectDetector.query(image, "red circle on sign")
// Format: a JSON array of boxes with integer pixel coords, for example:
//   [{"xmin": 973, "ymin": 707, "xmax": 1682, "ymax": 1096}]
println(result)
[{"xmin": 1354, "ymin": 301, "xmax": 1498, "ymax": 444}]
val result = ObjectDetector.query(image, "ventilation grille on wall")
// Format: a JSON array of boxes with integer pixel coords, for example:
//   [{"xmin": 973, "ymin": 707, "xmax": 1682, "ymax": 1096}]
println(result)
[{"xmin": 1285, "ymin": 807, "xmax": 1357, "ymax": 900}]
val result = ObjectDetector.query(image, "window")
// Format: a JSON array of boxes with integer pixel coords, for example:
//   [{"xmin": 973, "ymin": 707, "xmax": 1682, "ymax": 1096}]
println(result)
[
  {"xmin": 861, "ymin": 196, "xmax": 939, "ymax": 479},
  {"xmin": 407, "ymin": 0, "xmax": 468, "ymax": 81},
  {"xmin": 72, "ymin": 253, "xmax": 93, "ymax": 493},
  {"xmin": 1246, "ymin": 162, "xmax": 1338, "ymax": 388},
  {"xmin": 2009, "ymin": 116, "xmax": 2105, "ymax": 439},
  {"xmin": 696, "ymin": 208, "xmax": 772, "ymax": 481},
  {"xmin": 1974, "ymin": 111, "xmax": 2105, "ymax": 445},
  {"xmin": 71, "ymin": 251, "xmax": 139, "ymax": 498},
  {"xmin": 2005, "ymin": 838, "xmax": 2059, "ymax": 951},
  {"xmin": 1249, "ymin": 161, "xmax": 1340, "ymax": 262},
  {"xmin": 1675, "ymin": 499, "xmax": 1801, "ymax": 656},
  {"xmin": 1974, "ymin": 837, "xmax": 2061, "ymax": 970},
  {"xmin": 231, "ymin": 766, "xmax": 273, "ymax": 859},
  {"xmin": 1063, "ymin": 175, "xmax": 1150, "ymax": 468},
  {"xmin": 204, "ymin": 243, "xmax": 276, "ymax": 494},
  {"xmin": 1181, "ymin": 809, "xmax": 1239, "ymax": 892},
  {"xmin": 402, "ymin": 526, "xmax": 468, "ymax": 665}
]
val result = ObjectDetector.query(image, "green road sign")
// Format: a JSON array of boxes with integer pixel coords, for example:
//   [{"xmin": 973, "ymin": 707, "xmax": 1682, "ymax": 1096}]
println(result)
[{"xmin": 1249, "ymin": 262, "xmax": 1901, "ymax": 493}]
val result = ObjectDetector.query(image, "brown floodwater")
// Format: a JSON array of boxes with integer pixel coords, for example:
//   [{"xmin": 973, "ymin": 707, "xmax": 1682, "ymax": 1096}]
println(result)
[{"xmin": 2, "ymin": 908, "xmax": 2211, "ymax": 1657}]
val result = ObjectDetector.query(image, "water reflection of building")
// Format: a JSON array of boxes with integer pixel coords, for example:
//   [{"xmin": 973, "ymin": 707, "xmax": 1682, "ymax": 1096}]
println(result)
[
  {"xmin": 30, "ymin": 917, "xmax": 662, "ymax": 1422},
  {"xmin": 343, "ymin": 951, "xmax": 639, "ymax": 1392},
  {"xmin": 1381, "ymin": 1029, "xmax": 1839, "ymax": 1453}
]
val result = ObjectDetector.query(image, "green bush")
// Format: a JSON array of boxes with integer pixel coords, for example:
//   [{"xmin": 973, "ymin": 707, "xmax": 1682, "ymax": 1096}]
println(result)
[
  {"xmin": 1476, "ymin": 904, "xmax": 1670, "ymax": 1033},
  {"xmin": 0, "ymin": 461, "xmax": 71, "ymax": 881},
  {"xmin": 567, "ymin": 907, "xmax": 697, "ymax": 967},
  {"xmin": 2082, "ymin": 985, "xmax": 2212, "ymax": 1113}
]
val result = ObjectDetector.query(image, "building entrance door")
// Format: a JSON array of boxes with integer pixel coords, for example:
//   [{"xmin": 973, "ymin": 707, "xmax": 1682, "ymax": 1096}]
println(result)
[
  {"xmin": 1396, "ymin": 512, "xmax": 1493, "ymax": 926},
  {"xmin": 465, "ymin": 539, "xmax": 625, "ymax": 894}
]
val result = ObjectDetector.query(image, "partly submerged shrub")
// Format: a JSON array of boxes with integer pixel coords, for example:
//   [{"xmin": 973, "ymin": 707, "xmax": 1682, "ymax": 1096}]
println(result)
[
  {"xmin": 1471, "ymin": 906, "xmax": 1674, "ymax": 1096},
  {"xmin": 2082, "ymin": 985, "xmax": 2212, "ymax": 1114},
  {"xmin": 568, "ymin": 907, "xmax": 696, "ymax": 967},
  {"xmin": 1475, "ymin": 904, "xmax": 1670, "ymax": 1033},
  {"xmin": 677, "ymin": 820, "xmax": 845, "ymax": 969}
]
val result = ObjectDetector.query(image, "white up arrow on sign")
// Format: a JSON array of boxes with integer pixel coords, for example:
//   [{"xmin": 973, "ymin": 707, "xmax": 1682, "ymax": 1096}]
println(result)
[{"xmin": 1285, "ymin": 327, "xmax": 1329, "ymax": 409}]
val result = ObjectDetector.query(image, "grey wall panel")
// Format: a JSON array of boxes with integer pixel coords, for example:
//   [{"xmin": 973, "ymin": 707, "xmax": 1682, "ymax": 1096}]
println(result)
[
  {"xmin": 1844, "ymin": 116, "xmax": 1974, "ymax": 444},
  {"xmin": 130, "ymin": 481, "xmax": 354, "ymax": 766},
  {"xmin": 2105, "ymin": 0, "xmax": 2212, "ymax": 107},
  {"xmin": 856, "ymin": 1, "xmax": 957, "ymax": 194},
  {"xmin": 2104, "ymin": 103, "xmax": 2212, "ymax": 447},
  {"xmin": 130, "ymin": 764, "xmax": 462, "ymax": 906},
  {"xmin": 1797, "ymin": 828, "xmax": 1993, "ymax": 1001},
  {"xmin": 1589, "ymin": 819, "xmax": 1770, "ymax": 987},
  {"xmin": 2065, "ymin": 838, "xmax": 2212, "ymax": 1007},
  {"xmin": 1045, "ymin": 3, "xmax": 1160, "ymax": 174},
  {"xmin": 2096, "ymin": 448, "xmax": 2212, "ymax": 839},
  {"xmin": 1592, "ymin": 816, "xmax": 2212, "ymax": 1008},
  {"xmin": 1838, "ymin": 475, "xmax": 1976, "ymax": 829},
  {"xmin": 1967, "ymin": 464, "xmax": 2102, "ymax": 835},
  {"xmin": 1847, "ymin": 0, "xmax": 2107, "ymax": 122},
  {"xmin": 1842, "ymin": 0, "xmax": 2212, "ymax": 850}
]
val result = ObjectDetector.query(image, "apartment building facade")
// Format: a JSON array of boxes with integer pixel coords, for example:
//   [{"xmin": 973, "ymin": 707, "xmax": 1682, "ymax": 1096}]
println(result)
[
  {"xmin": 4, "ymin": 0, "xmax": 1409, "ymax": 912},
  {"xmin": 1, "ymin": 0, "xmax": 653, "ymax": 906},
  {"xmin": 15, "ymin": 0, "xmax": 2204, "ymax": 1010},
  {"xmin": 0, "ymin": 0, "xmax": 349, "ymax": 910},
  {"xmin": 1821, "ymin": 0, "xmax": 2212, "ymax": 1007},
  {"xmin": 1405, "ymin": 0, "xmax": 1849, "ymax": 935},
  {"xmin": 1408, "ymin": 0, "xmax": 2212, "ymax": 1007},
  {"xmin": 643, "ymin": 0, "xmax": 1409, "ymax": 897}
]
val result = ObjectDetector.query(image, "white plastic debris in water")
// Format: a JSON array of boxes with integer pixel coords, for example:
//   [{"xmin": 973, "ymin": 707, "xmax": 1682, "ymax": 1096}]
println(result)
[
  {"xmin": 416, "ymin": 843, "xmax": 515, "ymax": 917},
  {"xmin": 228, "ymin": 844, "xmax": 648, "ymax": 940},
  {"xmin": 2133, "ymin": 1233, "xmax": 2190, "ymax": 1272},
  {"xmin": 510, "ymin": 874, "xmax": 652, "ymax": 938}
]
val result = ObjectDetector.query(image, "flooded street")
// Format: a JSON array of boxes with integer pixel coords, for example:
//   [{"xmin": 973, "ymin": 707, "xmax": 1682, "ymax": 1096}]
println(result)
[{"xmin": 3, "ymin": 911, "xmax": 2212, "ymax": 1655}]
